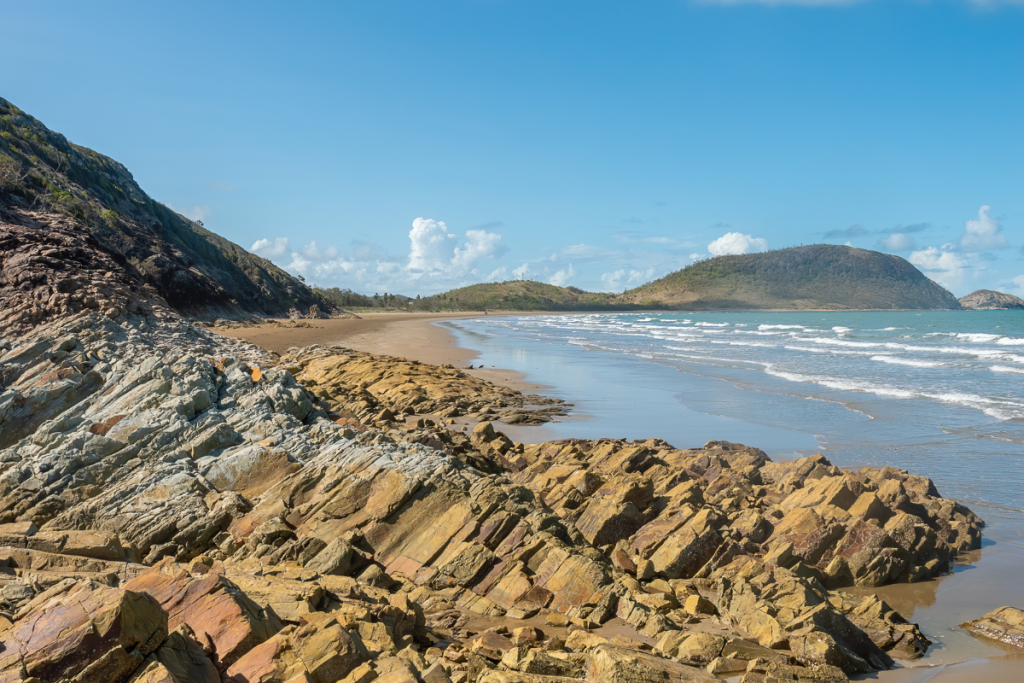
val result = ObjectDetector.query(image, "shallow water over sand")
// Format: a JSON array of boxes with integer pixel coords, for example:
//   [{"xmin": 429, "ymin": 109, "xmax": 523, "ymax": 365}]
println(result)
[{"xmin": 441, "ymin": 311, "xmax": 1024, "ymax": 678}]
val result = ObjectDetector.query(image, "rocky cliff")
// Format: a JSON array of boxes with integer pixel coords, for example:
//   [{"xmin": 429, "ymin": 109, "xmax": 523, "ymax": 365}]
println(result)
[
  {"xmin": 958, "ymin": 289, "xmax": 1024, "ymax": 310},
  {"xmin": 0, "ymin": 97, "xmax": 326, "ymax": 319},
  {"xmin": 0, "ymin": 286, "xmax": 987, "ymax": 682}
]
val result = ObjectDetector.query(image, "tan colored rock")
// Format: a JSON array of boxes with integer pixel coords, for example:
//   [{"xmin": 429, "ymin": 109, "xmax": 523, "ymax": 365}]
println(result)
[
  {"xmin": 683, "ymin": 594, "xmax": 716, "ymax": 616},
  {"xmin": 584, "ymin": 644, "xmax": 718, "ymax": 682},
  {"xmin": 962, "ymin": 606, "xmax": 1024, "ymax": 649},
  {"xmin": 123, "ymin": 565, "xmax": 283, "ymax": 669},
  {"xmin": 1, "ymin": 582, "xmax": 167, "ymax": 683},
  {"xmin": 128, "ymin": 627, "xmax": 219, "ymax": 683}
]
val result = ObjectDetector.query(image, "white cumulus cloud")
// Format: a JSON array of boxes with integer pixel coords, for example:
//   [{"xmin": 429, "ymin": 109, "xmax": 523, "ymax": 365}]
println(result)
[
  {"xmin": 960, "ymin": 205, "xmax": 1008, "ymax": 252},
  {"xmin": 601, "ymin": 269, "xmax": 626, "ymax": 291},
  {"xmin": 708, "ymin": 232, "xmax": 769, "ymax": 256},
  {"xmin": 453, "ymin": 229, "xmax": 504, "ymax": 270},
  {"xmin": 909, "ymin": 245, "xmax": 970, "ymax": 291},
  {"xmin": 601, "ymin": 267, "xmax": 657, "ymax": 291},
  {"xmin": 549, "ymin": 264, "xmax": 576, "ymax": 287},
  {"xmin": 298, "ymin": 240, "xmax": 339, "ymax": 262},
  {"xmin": 408, "ymin": 218, "xmax": 458, "ymax": 272},
  {"xmin": 513, "ymin": 263, "xmax": 531, "ymax": 280},
  {"xmin": 251, "ymin": 237, "xmax": 291, "ymax": 258}
]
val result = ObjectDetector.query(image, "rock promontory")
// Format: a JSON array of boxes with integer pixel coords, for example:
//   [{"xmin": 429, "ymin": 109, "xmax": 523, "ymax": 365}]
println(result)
[{"xmin": 958, "ymin": 289, "xmax": 1024, "ymax": 310}]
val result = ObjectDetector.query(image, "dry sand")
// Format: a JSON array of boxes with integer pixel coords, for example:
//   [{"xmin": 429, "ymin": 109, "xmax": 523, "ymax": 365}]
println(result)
[{"xmin": 213, "ymin": 312, "xmax": 550, "ymax": 395}]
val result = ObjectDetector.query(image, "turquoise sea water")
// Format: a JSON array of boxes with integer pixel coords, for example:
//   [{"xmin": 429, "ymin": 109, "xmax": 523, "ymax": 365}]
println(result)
[{"xmin": 441, "ymin": 310, "xmax": 1024, "ymax": 670}]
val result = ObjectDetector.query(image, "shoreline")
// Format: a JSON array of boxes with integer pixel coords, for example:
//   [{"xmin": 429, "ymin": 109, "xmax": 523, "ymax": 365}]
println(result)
[
  {"xmin": 213, "ymin": 311, "xmax": 562, "ymax": 399},
  {"xmin": 214, "ymin": 310, "xmax": 1023, "ymax": 679}
]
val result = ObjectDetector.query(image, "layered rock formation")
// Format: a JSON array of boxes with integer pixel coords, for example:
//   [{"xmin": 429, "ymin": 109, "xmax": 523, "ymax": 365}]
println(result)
[
  {"xmin": 962, "ymin": 607, "xmax": 1024, "ymax": 649},
  {"xmin": 0, "ymin": 303, "xmax": 986, "ymax": 683},
  {"xmin": 958, "ymin": 289, "xmax": 1024, "ymax": 310},
  {"xmin": 289, "ymin": 346, "xmax": 568, "ymax": 426}
]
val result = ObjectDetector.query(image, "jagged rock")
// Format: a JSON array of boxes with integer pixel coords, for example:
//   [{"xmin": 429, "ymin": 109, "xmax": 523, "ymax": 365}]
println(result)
[
  {"xmin": 128, "ymin": 626, "xmax": 219, "ymax": 683},
  {"xmin": 123, "ymin": 564, "xmax": 284, "ymax": 669},
  {"xmin": 0, "ymin": 581, "xmax": 167, "ymax": 683},
  {"xmin": 962, "ymin": 606, "xmax": 1024, "ymax": 649},
  {"xmin": 585, "ymin": 644, "xmax": 718, "ymax": 682},
  {"xmin": 224, "ymin": 614, "xmax": 369, "ymax": 683}
]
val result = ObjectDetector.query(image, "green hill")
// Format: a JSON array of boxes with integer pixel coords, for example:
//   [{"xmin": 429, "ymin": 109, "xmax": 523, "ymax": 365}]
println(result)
[
  {"xmin": 0, "ymin": 96, "xmax": 324, "ymax": 317},
  {"xmin": 424, "ymin": 280, "xmax": 636, "ymax": 311},
  {"xmin": 620, "ymin": 245, "xmax": 961, "ymax": 310}
]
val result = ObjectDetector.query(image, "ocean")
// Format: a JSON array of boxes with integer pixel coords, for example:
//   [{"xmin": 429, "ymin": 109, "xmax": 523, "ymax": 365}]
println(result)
[{"xmin": 441, "ymin": 310, "xmax": 1024, "ymax": 673}]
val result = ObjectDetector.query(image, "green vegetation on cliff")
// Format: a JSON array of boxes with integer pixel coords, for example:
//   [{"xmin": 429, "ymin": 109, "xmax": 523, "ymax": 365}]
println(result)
[
  {"xmin": 0, "ymin": 97, "xmax": 324, "ymax": 317},
  {"xmin": 420, "ymin": 280, "xmax": 639, "ymax": 311},
  {"xmin": 620, "ymin": 245, "xmax": 961, "ymax": 310}
]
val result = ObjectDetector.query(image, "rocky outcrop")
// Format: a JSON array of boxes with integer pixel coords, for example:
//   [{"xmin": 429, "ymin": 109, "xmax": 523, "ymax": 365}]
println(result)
[
  {"xmin": 958, "ymin": 289, "xmax": 1024, "ymax": 310},
  {"xmin": 289, "ymin": 347, "xmax": 569, "ymax": 426},
  {"xmin": 0, "ymin": 208, "xmax": 169, "ymax": 335},
  {"xmin": 0, "ymin": 304, "xmax": 986, "ymax": 683},
  {"xmin": 962, "ymin": 606, "xmax": 1024, "ymax": 648}
]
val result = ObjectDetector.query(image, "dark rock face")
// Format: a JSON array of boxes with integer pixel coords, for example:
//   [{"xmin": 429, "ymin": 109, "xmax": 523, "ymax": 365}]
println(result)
[
  {"xmin": 0, "ymin": 97, "xmax": 326, "ymax": 319},
  {"xmin": 958, "ymin": 289, "xmax": 1024, "ymax": 310},
  {"xmin": 0, "ymin": 207, "xmax": 169, "ymax": 336}
]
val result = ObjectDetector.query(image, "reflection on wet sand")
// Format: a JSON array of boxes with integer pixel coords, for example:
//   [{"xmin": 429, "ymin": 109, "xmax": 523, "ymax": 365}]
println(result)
[
  {"xmin": 856, "ymin": 653, "xmax": 1024, "ymax": 683},
  {"xmin": 843, "ymin": 550, "xmax": 981, "ymax": 618}
]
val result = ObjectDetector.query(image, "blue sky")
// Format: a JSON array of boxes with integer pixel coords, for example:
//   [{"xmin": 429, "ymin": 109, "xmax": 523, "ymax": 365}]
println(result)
[{"xmin": 4, "ymin": 0, "xmax": 1022, "ymax": 297}]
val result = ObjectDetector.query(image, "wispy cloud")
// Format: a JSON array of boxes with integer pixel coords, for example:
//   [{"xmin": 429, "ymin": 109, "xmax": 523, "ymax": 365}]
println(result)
[
  {"xmin": 824, "ymin": 225, "xmax": 868, "ymax": 239},
  {"xmin": 878, "ymin": 233, "xmax": 916, "ymax": 252},
  {"xmin": 166, "ymin": 203, "xmax": 211, "ymax": 222}
]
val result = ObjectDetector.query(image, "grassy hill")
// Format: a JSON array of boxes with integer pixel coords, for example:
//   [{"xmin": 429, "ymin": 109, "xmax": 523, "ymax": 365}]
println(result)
[
  {"xmin": 423, "ymin": 280, "xmax": 639, "ymax": 311},
  {"xmin": 0, "ymin": 97, "xmax": 324, "ymax": 318},
  {"xmin": 619, "ymin": 245, "xmax": 961, "ymax": 310}
]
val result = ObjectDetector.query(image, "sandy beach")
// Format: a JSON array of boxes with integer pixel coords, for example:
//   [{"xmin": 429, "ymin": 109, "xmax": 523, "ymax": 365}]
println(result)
[{"xmin": 213, "ymin": 311, "xmax": 553, "ymax": 396}]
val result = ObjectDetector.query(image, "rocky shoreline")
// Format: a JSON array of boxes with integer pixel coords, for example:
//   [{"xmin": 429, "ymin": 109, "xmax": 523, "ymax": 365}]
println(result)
[{"xmin": 0, "ymin": 303, "xmax": 1005, "ymax": 683}]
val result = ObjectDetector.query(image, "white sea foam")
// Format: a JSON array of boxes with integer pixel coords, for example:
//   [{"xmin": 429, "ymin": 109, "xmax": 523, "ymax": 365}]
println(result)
[
  {"xmin": 870, "ymin": 355, "xmax": 945, "ymax": 368},
  {"xmin": 695, "ymin": 322, "xmax": 730, "ymax": 327},
  {"xmin": 763, "ymin": 365, "xmax": 1024, "ymax": 419},
  {"xmin": 759, "ymin": 324, "xmax": 806, "ymax": 330},
  {"xmin": 832, "ymin": 326, "xmax": 853, "ymax": 334},
  {"xmin": 997, "ymin": 337, "xmax": 1024, "ymax": 346},
  {"xmin": 992, "ymin": 365, "xmax": 1024, "ymax": 375},
  {"xmin": 794, "ymin": 336, "xmax": 885, "ymax": 349},
  {"xmin": 956, "ymin": 333, "xmax": 1002, "ymax": 343}
]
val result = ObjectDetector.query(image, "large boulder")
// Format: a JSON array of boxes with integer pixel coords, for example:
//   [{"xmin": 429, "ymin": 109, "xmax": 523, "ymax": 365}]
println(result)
[
  {"xmin": 0, "ymin": 581, "xmax": 168, "ymax": 683},
  {"xmin": 123, "ymin": 564, "xmax": 283, "ymax": 669}
]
